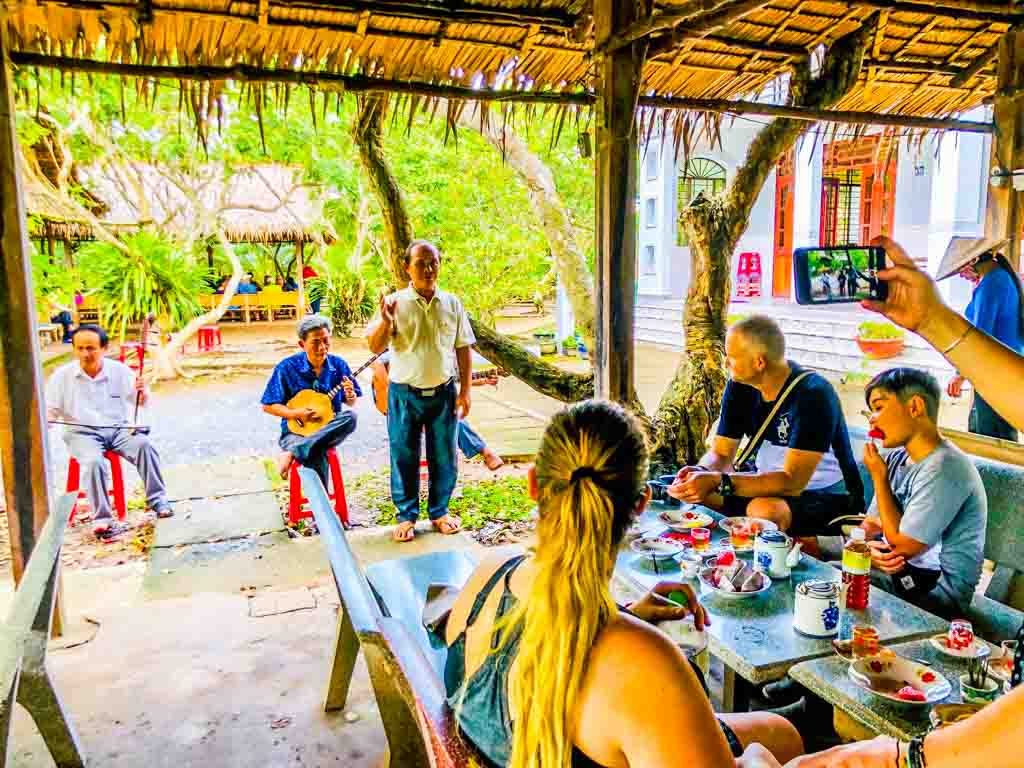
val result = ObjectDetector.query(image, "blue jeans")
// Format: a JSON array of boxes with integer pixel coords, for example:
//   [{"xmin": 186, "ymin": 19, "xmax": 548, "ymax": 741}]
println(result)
[
  {"xmin": 310, "ymin": 298, "xmax": 322, "ymax": 315},
  {"xmin": 457, "ymin": 421, "xmax": 486, "ymax": 459},
  {"xmin": 279, "ymin": 410, "xmax": 357, "ymax": 486},
  {"xmin": 388, "ymin": 380, "xmax": 458, "ymax": 524}
]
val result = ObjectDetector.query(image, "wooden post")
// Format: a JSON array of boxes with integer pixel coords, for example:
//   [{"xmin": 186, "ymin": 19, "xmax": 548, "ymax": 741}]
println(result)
[
  {"xmin": 0, "ymin": 30, "xmax": 56, "ymax": 583},
  {"xmin": 296, "ymin": 240, "xmax": 306, "ymax": 316},
  {"xmin": 986, "ymin": 29, "xmax": 1024, "ymax": 268},
  {"xmin": 594, "ymin": 0, "xmax": 642, "ymax": 402}
]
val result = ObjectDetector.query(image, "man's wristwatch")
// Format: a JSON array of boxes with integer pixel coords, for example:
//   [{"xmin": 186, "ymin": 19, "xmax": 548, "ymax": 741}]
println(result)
[{"xmin": 717, "ymin": 473, "xmax": 735, "ymax": 497}]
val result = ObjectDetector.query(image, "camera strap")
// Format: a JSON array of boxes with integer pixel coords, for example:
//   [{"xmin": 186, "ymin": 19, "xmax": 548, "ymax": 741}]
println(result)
[{"xmin": 734, "ymin": 370, "xmax": 813, "ymax": 470}]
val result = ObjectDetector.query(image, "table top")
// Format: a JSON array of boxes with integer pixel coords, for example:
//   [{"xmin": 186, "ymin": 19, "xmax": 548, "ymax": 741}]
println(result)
[
  {"xmin": 614, "ymin": 503, "xmax": 949, "ymax": 684},
  {"xmin": 788, "ymin": 638, "xmax": 989, "ymax": 740}
]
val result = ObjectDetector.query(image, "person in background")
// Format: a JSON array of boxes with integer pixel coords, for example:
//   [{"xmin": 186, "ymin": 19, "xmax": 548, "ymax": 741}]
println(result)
[
  {"xmin": 48, "ymin": 295, "xmax": 74, "ymax": 343},
  {"xmin": 940, "ymin": 238, "xmax": 1024, "ymax": 441},
  {"xmin": 782, "ymin": 234, "xmax": 1024, "ymax": 768},
  {"xmin": 282, "ymin": 275, "xmax": 297, "ymax": 292},
  {"xmin": 302, "ymin": 263, "xmax": 322, "ymax": 314},
  {"xmin": 444, "ymin": 399, "xmax": 803, "ymax": 768},
  {"xmin": 263, "ymin": 274, "xmax": 273, "ymax": 287},
  {"xmin": 237, "ymin": 274, "xmax": 259, "ymax": 295},
  {"xmin": 860, "ymin": 367, "xmax": 986, "ymax": 620},
  {"xmin": 214, "ymin": 276, "xmax": 229, "ymax": 294}
]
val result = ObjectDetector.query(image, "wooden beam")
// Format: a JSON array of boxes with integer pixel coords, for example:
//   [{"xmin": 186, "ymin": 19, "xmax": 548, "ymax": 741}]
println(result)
[
  {"xmin": 594, "ymin": 0, "xmax": 642, "ymax": 404},
  {"xmin": 647, "ymin": 0, "xmax": 774, "ymax": 58},
  {"xmin": 36, "ymin": 0, "xmax": 577, "ymax": 30},
  {"xmin": 950, "ymin": 38, "xmax": 1003, "ymax": 86},
  {"xmin": 639, "ymin": 94, "xmax": 996, "ymax": 132},
  {"xmin": 985, "ymin": 29, "xmax": 1024, "ymax": 268},
  {"xmin": 600, "ymin": 0, "xmax": 717, "ymax": 52},
  {"xmin": 0, "ymin": 28, "xmax": 55, "ymax": 583},
  {"xmin": 9, "ymin": 53, "xmax": 596, "ymax": 106},
  {"xmin": 891, "ymin": 16, "xmax": 941, "ymax": 60},
  {"xmin": 866, "ymin": 58, "xmax": 993, "ymax": 77},
  {"xmin": 942, "ymin": 24, "xmax": 997, "ymax": 66},
  {"xmin": 702, "ymin": 33, "xmax": 807, "ymax": 57},
  {"xmin": 872, "ymin": 9, "xmax": 891, "ymax": 60}
]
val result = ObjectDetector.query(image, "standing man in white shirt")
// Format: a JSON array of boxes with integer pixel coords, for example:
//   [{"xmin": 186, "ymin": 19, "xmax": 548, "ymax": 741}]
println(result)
[
  {"xmin": 366, "ymin": 240, "xmax": 474, "ymax": 542},
  {"xmin": 46, "ymin": 325, "xmax": 173, "ymax": 540}
]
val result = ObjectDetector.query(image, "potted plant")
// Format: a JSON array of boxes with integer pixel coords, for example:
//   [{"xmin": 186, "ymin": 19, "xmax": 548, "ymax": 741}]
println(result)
[
  {"xmin": 532, "ymin": 329, "xmax": 557, "ymax": 355},
  {"xmin": 561, "ymin": 336, "xmax": 577, "ymax": 356},
  {"xmin": 856, "ymin": 321, "xmax": 905, "ymax": 359}
]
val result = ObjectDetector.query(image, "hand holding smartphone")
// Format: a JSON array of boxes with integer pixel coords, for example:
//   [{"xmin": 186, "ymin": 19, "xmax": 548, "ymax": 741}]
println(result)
[{"xmin": 793, "ymin": 246, "xmax": 888, "ymax": 305}]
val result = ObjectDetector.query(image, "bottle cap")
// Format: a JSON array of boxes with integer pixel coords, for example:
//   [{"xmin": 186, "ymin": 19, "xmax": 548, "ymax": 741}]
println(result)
[{"xmin": 850, "ymin": 528, "xmax": 866, "ymax": 541}]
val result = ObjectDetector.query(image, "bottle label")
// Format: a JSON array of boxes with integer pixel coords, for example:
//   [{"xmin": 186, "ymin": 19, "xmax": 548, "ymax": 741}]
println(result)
[{"xmin": 842, "ymin": 549, "xmax": 871, "ymax": 575}]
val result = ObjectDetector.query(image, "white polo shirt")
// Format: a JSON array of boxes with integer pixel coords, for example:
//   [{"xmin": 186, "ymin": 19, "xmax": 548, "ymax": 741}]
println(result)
[
  {"xmin": 46, "ymin": 359, "xmax": 136, "ymax": 431},
  {"xmin": 378, "ymin": 285, "xmax": 476, "ymax": 389}
]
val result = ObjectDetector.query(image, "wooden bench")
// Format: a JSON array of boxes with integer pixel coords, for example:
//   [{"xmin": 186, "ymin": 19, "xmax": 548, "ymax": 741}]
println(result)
[
  {"xmin": 299, "ymin": 468, "xmax": 484, "ymax": 768},
  {"xmin": 850, "ymin": 427, "xmax": 1024, "ymax": 640},
  {"xmin": 0, "ymin": 493, "xmax": 84, "ymax": 768},
  {"xmin": 36, "ymin": 323, "xmax": 62, "ymax": 345}
]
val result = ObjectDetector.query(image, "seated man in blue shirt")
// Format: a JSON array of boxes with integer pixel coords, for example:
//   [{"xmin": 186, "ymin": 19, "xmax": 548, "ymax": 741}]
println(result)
[
  {"xmin": 261, "ymin": 315, "xmax": 360, "ymax": 482},
  {"xmin": 861, "ymin": 367, "xmax": 987, "ymax": 620}
]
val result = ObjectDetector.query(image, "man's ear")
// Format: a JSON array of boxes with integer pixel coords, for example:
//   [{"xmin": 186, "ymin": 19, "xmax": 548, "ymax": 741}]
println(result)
[{"xmin": 908, "ymin": 394, "xmax": 926, "ymax": 420}]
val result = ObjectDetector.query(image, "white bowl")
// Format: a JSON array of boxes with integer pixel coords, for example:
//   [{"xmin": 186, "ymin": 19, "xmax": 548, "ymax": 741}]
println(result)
[
  {"xmin": 848, "ymin": 656, "xmax": 952, "ymax": 706},
  {"xmin": 698, "ymin": 566, "xmax": 771, "ymax": 600},
  {"xmin": 659, "ymin": 508, "xmax": 714, "ymax": 530}
]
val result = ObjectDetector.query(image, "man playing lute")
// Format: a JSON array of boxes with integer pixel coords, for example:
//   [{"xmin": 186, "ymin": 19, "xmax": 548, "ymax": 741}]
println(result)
[{"xmin": 261, "ymin": 315, "xmax": 360, "ymax": 484}]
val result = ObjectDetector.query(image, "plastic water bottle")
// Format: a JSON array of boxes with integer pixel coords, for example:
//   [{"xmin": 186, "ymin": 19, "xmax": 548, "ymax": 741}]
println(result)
[{"xmin": 842, "ymin": 528, "xmax": 871, "ymax": 610}]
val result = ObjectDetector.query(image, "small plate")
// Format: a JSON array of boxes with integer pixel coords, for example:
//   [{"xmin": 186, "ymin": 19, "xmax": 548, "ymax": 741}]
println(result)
[
  {"xmin": 630, "ymin": 536, "xmax": 688, "ymax": 560},
  {"xmin": 849, "ymin": 656, "xmax": 952, "ymax": 706},
  {"xmin": 718, "ymin": 517, "xmax": 779, "ymax": 535},
  {"xmin": 698, "ymin": 566, "xmax": 771, "ymax": 600},
  {"xmin": 929, "ymin": 634, "xmax": 992, "ymax": 660},
  {"xmin": 659, "ymin": 508, "xmax": 714, "ymax": 530},
  {"xmin": 988, "ymin": 653, "xmax": 1014, "ymax": 682}
]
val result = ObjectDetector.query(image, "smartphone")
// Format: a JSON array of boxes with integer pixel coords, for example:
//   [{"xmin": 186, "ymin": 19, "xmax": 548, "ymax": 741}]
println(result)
[{"xmin": 793, "ymin": 246, "xmax": 888, "ymax": 305}]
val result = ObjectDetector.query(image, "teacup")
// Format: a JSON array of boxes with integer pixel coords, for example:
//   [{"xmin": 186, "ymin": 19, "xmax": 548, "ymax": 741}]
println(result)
[
  {"xmin": 755, "ymin": 530, "xmax": 796, "ymax": 579},
  {"xmin": 949, "ymin": 620, "xmax": 975, "ymax": 652},
  {"xmin": 960, "ymin": 674, "xmax": 1000, "ymax": 705},
  {"xmin": 657, "ymin": 474, "xmax": 681, "ymax": 508}
]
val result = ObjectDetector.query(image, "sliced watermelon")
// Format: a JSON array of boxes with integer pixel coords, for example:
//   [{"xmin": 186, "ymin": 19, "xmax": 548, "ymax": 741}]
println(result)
[
  {"xmin": 897, "ymin": 686, "xmax": 926, "ymax": 702},
  {"xmin": 868, "ymin": 427, "xmax": 885, "ymax": 440}
]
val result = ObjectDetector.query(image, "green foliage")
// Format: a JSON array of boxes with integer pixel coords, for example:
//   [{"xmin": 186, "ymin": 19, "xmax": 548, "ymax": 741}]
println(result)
[
  {"xmin": 31, "ymin": 239, "xmax": 78, "ymax": 307},
  {"xmin": 78, "ymin": 231, "xmax": 208, "ymax": 339},
  {"xmin": 351, "ymin": 470, "xmax": 534, "ymax": 529},
  {"xmin": 857, "ymin": 321, "xmax": 904, "ymax": 340},
  {"xmin": 323, "ymin": 270, "xmax": 377, "ymax": 337}
]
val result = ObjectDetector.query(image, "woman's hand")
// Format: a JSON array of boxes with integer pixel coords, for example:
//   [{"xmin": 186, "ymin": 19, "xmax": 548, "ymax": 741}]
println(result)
[
  {"xmin": 947, "ymin": 375, "xmax": 965, "ymax": 399},
  {"xmin": 784, "ymin": 737, "xmax": 898, "ymax": 768},
  {"xmin": 627, "ymin": 581, "xmax": 709, "ymax": 630},
  {"xmin": 866, "ymin": 236, "xmax": 952, "ymax": 338}
]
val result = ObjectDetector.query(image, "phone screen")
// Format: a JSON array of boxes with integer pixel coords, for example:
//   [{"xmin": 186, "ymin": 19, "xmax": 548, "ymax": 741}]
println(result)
[{"xmin": 793, "ymin": 247, "xmax": 887, "ymax": 305}]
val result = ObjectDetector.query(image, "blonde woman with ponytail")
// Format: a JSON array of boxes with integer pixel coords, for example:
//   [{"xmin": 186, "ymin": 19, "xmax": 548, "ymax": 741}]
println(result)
[{"xmin": 444, "ymin": 400, "xmax": 803, "ymax": 768}]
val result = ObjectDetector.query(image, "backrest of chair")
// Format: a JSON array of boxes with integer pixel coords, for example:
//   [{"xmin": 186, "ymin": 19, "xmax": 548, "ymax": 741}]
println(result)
[
  {"xmin": 298, "ymin": 468, "xmax": 381, "ymax": 634},
  {"xmin": 365, "ymin": 551, "xmax": 478, "ymax": 679}
]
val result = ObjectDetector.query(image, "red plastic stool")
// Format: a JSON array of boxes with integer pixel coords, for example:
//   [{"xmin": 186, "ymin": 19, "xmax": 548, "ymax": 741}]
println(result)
[
  {"xmin": 289, "ymin": 447, "xmax": 349, "ymax": 527},
  {"xmin": 66, "ymin": 451, "xmax": 127, "ymax": 524},
  {"xmin": 197, "ymin": 326, "xmax": 222, "ymax": 353}
]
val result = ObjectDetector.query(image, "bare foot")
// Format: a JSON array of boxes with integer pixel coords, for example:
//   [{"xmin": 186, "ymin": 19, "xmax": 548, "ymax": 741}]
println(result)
[
  {"xmin": 276, "ymin": 452, "xmax": 294, "ymax": 479},
  {"xmin": 482, "ymin": 448, "xmax": 504, "ymax": 471},
  {"xmin": 393, "ymin": 521, "xmax": 416, "ymax": 542},
  {"xmin": 432, "ymin": 515, "xmax": 462, "ymax": 535}
]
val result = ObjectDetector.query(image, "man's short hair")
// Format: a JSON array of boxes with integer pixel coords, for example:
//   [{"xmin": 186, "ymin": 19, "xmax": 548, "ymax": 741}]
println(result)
[
  {"xmin": 403, "ymin": 239, "xmax": 440, "ymax": 266},
  {"xmin": 865, "ymin": 367, "xmax": 941, "ymax": 422},
  {"xmin": 732, "ymin": 315, "xmax": 785, "ymax": 361},
  {"xmin": 71, "ymin": 324, "xmax": 109, "ymax": 348},
  {"xmin": 297, "ymin": 314, "xmax": 332, "ymax": 340}
]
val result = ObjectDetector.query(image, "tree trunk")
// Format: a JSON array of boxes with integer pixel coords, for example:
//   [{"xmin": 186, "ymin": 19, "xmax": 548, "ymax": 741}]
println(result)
[
  {"xmin": 459, "ymin": 103, "xmax": 596, "ymax": 348},
  {"xmin": 650, "ymin": 17, "xmax": 877, "ymax": 471},
  {"xmin": 352, "ymin": 95, "xmax": 595, "ymax": 403},
  {"xmin": 353, "ymin": 95, "xmax": 413, "ymax": 288}
]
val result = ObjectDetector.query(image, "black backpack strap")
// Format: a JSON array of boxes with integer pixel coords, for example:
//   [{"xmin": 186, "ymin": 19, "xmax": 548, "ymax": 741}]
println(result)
[{"xmin": 465, "ymin": 555, "xmax": 527, "ymax": 629}]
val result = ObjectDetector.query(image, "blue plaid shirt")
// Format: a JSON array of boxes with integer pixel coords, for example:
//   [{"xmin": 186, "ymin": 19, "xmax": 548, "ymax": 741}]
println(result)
[{"xmin": 261, "ymin": 352, "xmax": 362, "ymax": 435}]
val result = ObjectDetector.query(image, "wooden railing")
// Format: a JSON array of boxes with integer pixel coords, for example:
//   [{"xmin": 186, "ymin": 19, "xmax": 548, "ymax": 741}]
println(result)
[{"xmin": 0, "ymin": 493, "xmax": 84, "ymax": 768}]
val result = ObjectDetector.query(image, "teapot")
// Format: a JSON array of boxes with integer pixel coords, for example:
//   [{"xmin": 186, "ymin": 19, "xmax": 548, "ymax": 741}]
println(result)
[{"xmin": 754, "ymin": 530, "xmax": 803, "ymax": 579}]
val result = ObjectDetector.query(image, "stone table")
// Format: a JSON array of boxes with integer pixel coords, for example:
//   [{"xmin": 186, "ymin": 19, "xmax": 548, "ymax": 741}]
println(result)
[
  {"xmin": 615, "ymin": 503, "xmax": 949, "ymax": 711},
  {"xmin": 788, "ymin": 638, "xmax": 994, "ymax": 740}
]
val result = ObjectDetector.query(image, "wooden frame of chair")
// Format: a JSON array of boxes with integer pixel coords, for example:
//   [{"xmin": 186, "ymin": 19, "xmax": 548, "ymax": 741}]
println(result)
[{"xmin": 299, "ymin": 468, "xmax": 481, "ymax": 768}]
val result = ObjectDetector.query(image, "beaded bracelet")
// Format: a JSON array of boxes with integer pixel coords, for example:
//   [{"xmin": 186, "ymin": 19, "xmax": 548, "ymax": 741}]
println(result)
[
  {"xmin": 909, "ymin": 736, "xmax": 928, "ymax": 768},
  {"xmin": 940, "ymin": 325, "xmax": 972, "ymax": 356}
]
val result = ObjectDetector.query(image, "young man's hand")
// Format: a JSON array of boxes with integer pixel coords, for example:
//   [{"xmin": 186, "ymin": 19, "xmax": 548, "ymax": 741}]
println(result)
[
  {"xmin": 868, "ymin": 540, "xmax": 906, "ymax": 575},
  {"xmin": 862, "ymin": 442, "xmax": 887, "ymax": 481},
  {"xmin": 860, "ymin": 516, "xmax": 883, "ymax": 539}
]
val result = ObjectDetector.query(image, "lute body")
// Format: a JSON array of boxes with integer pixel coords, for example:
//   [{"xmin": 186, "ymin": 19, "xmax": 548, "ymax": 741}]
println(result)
[{"xmin": 285, "ymin": 351, "xmax": 384, "ymax": 437}]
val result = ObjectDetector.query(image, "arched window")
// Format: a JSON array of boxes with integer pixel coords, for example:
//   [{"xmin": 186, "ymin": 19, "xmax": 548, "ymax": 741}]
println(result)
[{"xmin": 677, "ymin": 158, "xmax": 727, "ymax": 245}]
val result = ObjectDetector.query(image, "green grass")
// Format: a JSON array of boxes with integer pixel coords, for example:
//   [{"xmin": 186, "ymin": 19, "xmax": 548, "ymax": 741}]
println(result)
[
  {"xmin": 350, "ymin": 470, "xmax": 535, "ymax": 529},
  {"xmin": 857, "ymin": 320, "xmax": 904, "ymax": 340}
]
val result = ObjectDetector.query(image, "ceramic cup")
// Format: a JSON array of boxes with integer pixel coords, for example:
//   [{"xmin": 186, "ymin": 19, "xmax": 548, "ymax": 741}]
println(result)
[
  {"xmin": 960, "ymin": 674, "xmax": 1000, "ymax": 705},
  {"xmin": 949, "ymin": 620, "xmax": 975, "ymax": 652},
  {"xmin": 658, "ymin": 475, "xmax": 681, "ymax": 508},
  {"xmin": 646, "ymin": 480, "xmax": 666, "ymax": 502},
  {"xmin": 793, "ymin": 580, "xmax": 841, "ymax": 637},
  {"xmin": 755, "ymin": 530, "xmax": 794, "ymax": 579}
]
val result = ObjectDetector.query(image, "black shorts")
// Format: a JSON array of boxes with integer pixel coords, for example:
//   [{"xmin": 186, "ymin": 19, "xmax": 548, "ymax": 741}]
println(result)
[{"xmin": 720, "ymin": 491, "xmax": 859, "ymax": 537}]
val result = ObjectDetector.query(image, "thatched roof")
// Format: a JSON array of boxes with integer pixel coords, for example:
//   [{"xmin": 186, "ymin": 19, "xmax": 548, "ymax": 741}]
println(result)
[
  {"xmin": 6, "ymin": 0, "xmax": 1017, "ymax": 124},
  {"xmin": 24, "ymin": 162, "xmax": 333, "ymax": 244},
  {"xmin": 77, "ymin": 162, "xmax": 334, "ymax": 244}
]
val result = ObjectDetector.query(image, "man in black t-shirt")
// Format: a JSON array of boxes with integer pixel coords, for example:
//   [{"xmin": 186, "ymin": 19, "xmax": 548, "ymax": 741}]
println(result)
[{"xmin": 668, "ymin": 315, "xmax": 864, "ymax": 542}]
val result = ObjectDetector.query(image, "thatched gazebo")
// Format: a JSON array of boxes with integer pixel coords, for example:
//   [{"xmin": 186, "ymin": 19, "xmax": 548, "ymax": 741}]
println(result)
[{"xmin": 0, "ymin": 6, "xmax": 1021, "ymax": 751}]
